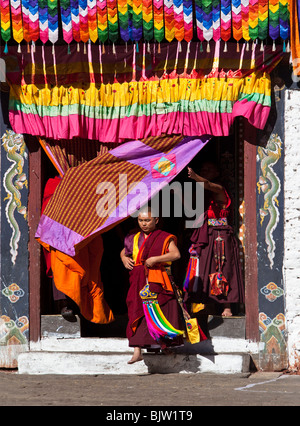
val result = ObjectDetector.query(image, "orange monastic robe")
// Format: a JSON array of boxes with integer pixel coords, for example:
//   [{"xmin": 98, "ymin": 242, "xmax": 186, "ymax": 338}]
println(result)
[{"xmin": 50, "ymin": 235, "xmax": 114, "ymax": 324}]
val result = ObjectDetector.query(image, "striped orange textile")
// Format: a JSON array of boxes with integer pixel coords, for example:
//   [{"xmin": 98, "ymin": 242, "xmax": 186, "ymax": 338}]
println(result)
[
  {"xmin": 141, "ymin": 134, "xmax": 183, "ymax": 153},
  {"xmin": 39, "ymin": 137, "xmax": 117, "ymax": 176},
  {"xmin": 44, "ymin": 150, "xmax": 149, "ymax": 238}
]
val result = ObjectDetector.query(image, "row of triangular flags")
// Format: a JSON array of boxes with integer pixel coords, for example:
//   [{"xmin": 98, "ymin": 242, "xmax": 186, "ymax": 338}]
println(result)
[{"xmin": 0, "ymin": 0, "xmax": 290, "ymax": 46}]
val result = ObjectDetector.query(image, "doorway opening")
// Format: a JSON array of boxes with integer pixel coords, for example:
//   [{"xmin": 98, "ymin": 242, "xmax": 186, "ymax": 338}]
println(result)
[{"xmin": 38, "ymin": 126, "xmax": 245, "ymax": 339}]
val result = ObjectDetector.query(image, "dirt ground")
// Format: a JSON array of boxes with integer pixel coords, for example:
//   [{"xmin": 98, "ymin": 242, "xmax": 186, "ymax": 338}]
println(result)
[{"xmin": 0, "ymin": 370, "xmax": 299, "ymax": 409}]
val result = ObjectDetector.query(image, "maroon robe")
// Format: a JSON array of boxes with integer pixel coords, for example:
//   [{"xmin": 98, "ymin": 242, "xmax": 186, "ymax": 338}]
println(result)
[
  {"xmin": 125, "ymin": 229, "xmax": 183, "ymax": 349},
  {"xmin": 185, "ymin": 189, "xmax": 244, "ymax": 306}
]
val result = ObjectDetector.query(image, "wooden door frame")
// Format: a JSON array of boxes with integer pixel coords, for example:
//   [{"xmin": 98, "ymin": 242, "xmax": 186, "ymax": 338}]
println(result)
[
  {"xmin": 27, "ymin": 136, "xmax": 42, "ymax": 343},
  {"xmin": 243, "ymin": 119, "xmax": 260, "ymax": 342}
]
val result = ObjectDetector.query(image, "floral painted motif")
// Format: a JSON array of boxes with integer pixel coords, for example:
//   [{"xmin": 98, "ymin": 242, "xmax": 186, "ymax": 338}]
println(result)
[
  {"xmin": 2, "ymin": 283, "xmax": 25, "ymax": 303},
  {"xmin": 260, "ymin": 282, "xmax": 284, "ymax": 302}
]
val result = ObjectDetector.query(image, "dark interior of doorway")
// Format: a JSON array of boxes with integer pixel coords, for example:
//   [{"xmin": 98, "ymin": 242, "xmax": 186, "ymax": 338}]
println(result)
[{"xmin": 40, "ymin": 132, "xmax": 245, "ymax": 338}]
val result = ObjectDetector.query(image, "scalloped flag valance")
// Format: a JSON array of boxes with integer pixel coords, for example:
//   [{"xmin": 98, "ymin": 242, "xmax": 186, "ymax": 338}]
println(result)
[{"xmin": 0, "ymin": 0, "xmax": 290, "ymax": 46}]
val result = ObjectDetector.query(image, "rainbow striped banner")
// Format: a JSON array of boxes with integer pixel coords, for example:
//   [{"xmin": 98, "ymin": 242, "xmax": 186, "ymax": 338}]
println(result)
[
  {"xmin": 0, "ymin": 0, "xmax": 291, "ymax": 45},
  {"xmin": 118, "ymin": 0, "xmax": 130, "ymax": 41},
  {"xmin": 38, "ymin": 0, "xmax": 48, "ymax": 43},
  {"xmin": 142, "ymin": 0, "xmax": 153, "ymax": 41},
  {"xmin": 164, "ymin": 0, "xmax": 175, "ymax": 42},
  {"xmin": 212, "ymin": 0, "xmax": 220, "ymax": 41},
  {"xmin": 221, "ymin": 0, "xmax": 231, "ymax": 42},
  {"xmin": 61, "ymin": 0, "xmax": 73, "ymax": 44},
  {"xmin": 88, "ymin": 0, "xmax": 98, "ymax": 42},
  {"xmin": 29, "ymin": 0, "xmax": 39, "ymax": 41},
  {"xmin": 5, "ymin": 42, "xmax": 283, "ymax": 144},
  {"xmin": 153, "ymin": 0, "xmax": 164, "ymax": 42},
  {"xmin": 107, "ymin": 0, "xmax": 118, "ymax": 42},
  {"xmin": 78, "ymin": 0, "xmax": 89, "ymax": 43},
  {"xmin": 0, "ymin": 0, "xmax": 12, "ymax": 45},
  {"xmin": 97, "ymin": 0, "xmax": 108, "ymax": 43},
  {"xmin": 21, "ymin": 0, "xmax": 31, "ymax": 42},
  {"xmin": 241, "ymin": 0, "xmax": 250, "ymax": 41},
  {"xmin": 232, "ymin": 0, "xmax": 242, "ymax": 41},
  {"xmin": 10, "ymin": 0, "xmax": 23, "ymax": 44},
  {"xmin": 48, "ymin": 0, "xmax": 59, "ymax": 44},
  {"xmin": 202, "ymin": 0, "xmax": 213, "ymax": 42},
  {"xmin": 183, "ymin": 0, "xmax": 193, "ymax": 42},
  {"xmin": 174, "ymin": 0, "xmax": 184, "ymax": 42}
]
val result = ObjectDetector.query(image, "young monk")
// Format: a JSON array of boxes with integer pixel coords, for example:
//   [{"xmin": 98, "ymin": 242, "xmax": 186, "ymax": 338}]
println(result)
[{"xmin": 120, "ymin": 207, "xmax": 183, "ymax": 364}]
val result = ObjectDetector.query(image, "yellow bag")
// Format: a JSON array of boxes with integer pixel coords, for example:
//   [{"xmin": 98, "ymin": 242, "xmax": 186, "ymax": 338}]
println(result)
[
  {"xmin": 168, "ymin": 276, "xmax": 203, "ymax": 344},
  {"xmin": 185, "ymin": 318, "xmax": 201, "ymax": 344}
]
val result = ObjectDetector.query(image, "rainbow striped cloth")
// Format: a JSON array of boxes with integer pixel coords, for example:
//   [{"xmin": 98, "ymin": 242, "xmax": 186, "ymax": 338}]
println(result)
[{"xmin": 5, "ymin": 41, "xmax": 283, "ymax": 143}]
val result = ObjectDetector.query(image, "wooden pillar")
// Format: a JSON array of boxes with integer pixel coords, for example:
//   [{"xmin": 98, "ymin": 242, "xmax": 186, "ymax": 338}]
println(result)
[
  {"xmin": 243, "ymin": 119, "xmax": 259, "ymax": 342},
  {"xmin": 27, "ymin": 136, "xmax": 42, "ymax": 342}
]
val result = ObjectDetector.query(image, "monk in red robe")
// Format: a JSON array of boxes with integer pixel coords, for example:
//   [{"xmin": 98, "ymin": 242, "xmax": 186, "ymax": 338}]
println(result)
[
  {"xmin": 185, "ymin": 163, "xmax": 244, "ymax": 317},
  {"xmin": 120, "ymin": 208, "xmax": 184, "ymax": 364}
]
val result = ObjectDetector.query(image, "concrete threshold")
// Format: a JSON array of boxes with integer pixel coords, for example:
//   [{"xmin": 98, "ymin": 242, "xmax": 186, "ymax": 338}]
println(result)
[{"xmin": 17, "ymin": 336, "xmax": 261, "ymax": 375}]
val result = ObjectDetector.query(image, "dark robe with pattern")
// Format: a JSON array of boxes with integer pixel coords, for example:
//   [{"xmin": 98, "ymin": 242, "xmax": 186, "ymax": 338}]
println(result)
[{"xmin": 185, "ymin": 189, "xmax": 244, "ymax": 306}]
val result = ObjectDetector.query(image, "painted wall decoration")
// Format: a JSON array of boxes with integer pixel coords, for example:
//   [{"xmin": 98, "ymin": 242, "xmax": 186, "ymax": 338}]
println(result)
[
  {"xmin": 2, "ymin": 282, "xmax": 25, "ymax": 303},
  {"xmin": 257, "ymin": 132, "xmax": 282, "ymax": 269},
  {"xmin": 0, "ymin": 315, "xmax": 29, "ymax": 346},
  {"xmin": 260, "ymin": 282, "xmax": 284, "ymax": 303},
  {"xmin": 256, "ymin": 71, "xmax": 287, "ymax": 371},
  {"xmin": 2, "ymin": 129, "xmax": 28, "ymax": 265},
  {"xmin": 259, "ymin": 312, "xmax": 287, "ymax": 370},
  {"xmin": 0, "ymin": 88, "xmax": 29, "ymax": 368}
]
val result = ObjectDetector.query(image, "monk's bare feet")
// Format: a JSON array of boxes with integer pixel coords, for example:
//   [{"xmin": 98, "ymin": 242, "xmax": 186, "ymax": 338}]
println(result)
[
  {"xmin": 127, "ymin": 347, "xmax": 143, "ymax": 364},
  {"xmin": 222, "ymin": 307, "xmax": 232, "ymax": 317},
  {"xmin": 127, "ymin": 355, "xmax": 143, "ymax": 364}
]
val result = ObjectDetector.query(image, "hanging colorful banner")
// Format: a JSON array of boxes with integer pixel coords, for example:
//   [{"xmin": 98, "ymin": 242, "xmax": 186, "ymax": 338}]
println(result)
[
  {"xmin": 4, "ymin": 42, "xmax": 283, "ymax": 143},
  {"xmin": 0, "ymin": 0, "xmax": 290, "ymax": 46}
]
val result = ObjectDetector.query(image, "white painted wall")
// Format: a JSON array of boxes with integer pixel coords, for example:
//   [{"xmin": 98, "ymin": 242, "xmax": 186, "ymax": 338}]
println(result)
[{"xmin": 284, "ymin": 89, "xmax": 300, "ymax": 371}]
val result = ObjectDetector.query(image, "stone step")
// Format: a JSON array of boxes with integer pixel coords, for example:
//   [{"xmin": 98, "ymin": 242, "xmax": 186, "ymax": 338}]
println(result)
[
  {"xmin": 17, "ymin": 350, "xmax": 251, "ymax": 375},
  {"xmin": 41, "ymin": 314, "xmax": 246, "ymax": 339},
  {"xmin": 20, "ymin": 336, "xmax": 262, "ymax": 375},
  {"xmin": 18, "ymin": 351, "xmax": 148, "ymax": 375},
  {"xmin": 32, "ymin": 336, "xmax": 261, "ymax": 356},
  {"xmin": 41, "ymin": 314, "xmax": 128, "ymax": 339},
  {"xmin": 30, "ymin": 314, "xmax": 250, "ymax": 375},
  {"xmin": 143, "ymin": 352, "xmax": 251, "ymax": 375},
  {"xmin": 207, "ymin": 315, "xmax": 246, "ymax": 339},
  {"xmin": 32, "ymin": 337, "xmax": 131, "ymax": 353},
  {"xmin": 41, "ymin": 315, "xmax": 81, "ymax": 339}
]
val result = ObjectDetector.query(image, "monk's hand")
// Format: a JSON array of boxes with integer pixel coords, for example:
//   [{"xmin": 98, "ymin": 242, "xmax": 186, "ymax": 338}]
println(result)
[
  {"xmin": 122, "ymin": 256, "xmax": 135, "ymax": 270},
  {"xmin": 145, "ymin": 256, "xmax": 158, "ymax": 268},
  {"xmin": 187, "ymin": 167, "xmax": 197, "ymax": 180}
]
